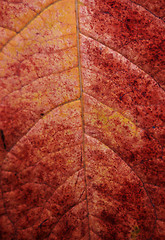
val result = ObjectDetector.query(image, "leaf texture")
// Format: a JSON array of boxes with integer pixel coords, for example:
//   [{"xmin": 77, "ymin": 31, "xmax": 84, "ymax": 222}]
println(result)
[{"xmin": 0, "ymin": 0, "xmax": 165, "ymax": 239}]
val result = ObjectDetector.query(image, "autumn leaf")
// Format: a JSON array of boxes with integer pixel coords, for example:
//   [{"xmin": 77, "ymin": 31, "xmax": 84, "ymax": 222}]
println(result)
[{"xmin": 0, "ymin": 0, "xmax": 164, "ymax": 239}]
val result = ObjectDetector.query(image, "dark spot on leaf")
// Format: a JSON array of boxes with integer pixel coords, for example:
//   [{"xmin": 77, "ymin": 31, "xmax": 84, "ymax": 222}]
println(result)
[
  {"xmin": 130, "ymin": 152, "xmax": 135, "ymax": 162},
  {"xmin": 126, "ymin": 18, "xmax": 131, "ymax": 22},
  {"xmin": 126, "ymin": 23, "xmax": 131, "ymax": 30},
  {"xmin": 87, "ymin": 175, "xmax": 92, "ymax": 180},
  {"xmin": 101, "ymin": 210, "xmax": 116, "ymax": 225},
  {"xmin": 119, "ymin": 93, "xmax": 125, "ymax": 100},
  {"xmin": 142, "ymin": 92, "xmax": 146, "ymax": 96},
  {"xmin": 102, "ymin": 11, "xmax": 111, "ymax": 15},
  {"xmin": 39, "ymin": 219, "xmax": 48, "ymax": 228},
  {"xmin": 0, "ymin": 129, "xmax": 6, "ymax": 149}
]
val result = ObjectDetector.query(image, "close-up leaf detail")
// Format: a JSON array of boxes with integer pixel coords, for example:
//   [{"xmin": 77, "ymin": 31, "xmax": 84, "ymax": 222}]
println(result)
[{"xmin": 0, "ymin": 0, "xmax": 164, "ymax": 239}]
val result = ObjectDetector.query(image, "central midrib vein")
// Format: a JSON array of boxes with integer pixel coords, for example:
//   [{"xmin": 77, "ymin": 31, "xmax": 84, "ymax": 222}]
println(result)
[{"xmin": 75, "ymin": 0, "xmax": 91, "ymax": 239}]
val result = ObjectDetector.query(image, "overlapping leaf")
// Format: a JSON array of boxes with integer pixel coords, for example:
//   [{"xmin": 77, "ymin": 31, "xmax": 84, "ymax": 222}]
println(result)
[{"xmin": 0, "ymin": 0, "xmax": 164, "ymax": 239}]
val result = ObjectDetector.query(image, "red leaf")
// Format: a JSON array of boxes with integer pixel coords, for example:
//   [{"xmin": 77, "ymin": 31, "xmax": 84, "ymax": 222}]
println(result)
[{"xmin": 0, "ymin": 0, "xmax": 164, "ymax": 239}]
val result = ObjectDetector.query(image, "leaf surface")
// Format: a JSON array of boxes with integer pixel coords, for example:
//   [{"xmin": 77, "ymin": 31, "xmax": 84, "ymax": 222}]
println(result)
[{"xmin": 0, "ymin": 0, "xmax": 164, "ymax": 239}]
